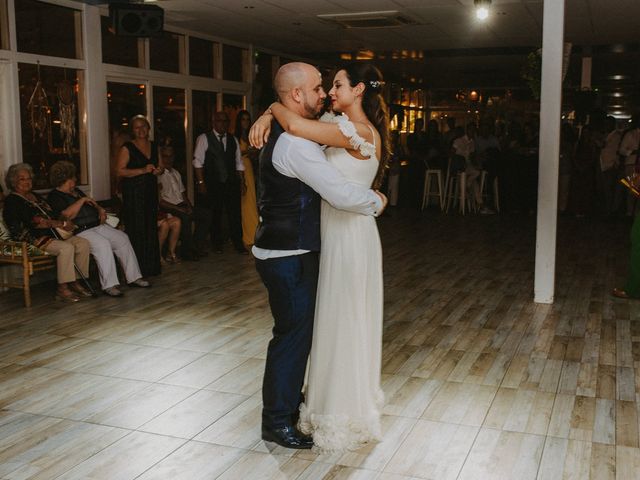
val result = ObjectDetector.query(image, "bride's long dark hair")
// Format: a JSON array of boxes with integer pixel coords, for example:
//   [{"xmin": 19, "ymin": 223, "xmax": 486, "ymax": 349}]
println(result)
[{"xmin": 342, "ymin": 63, "xmax": 391, "ymax": 190}]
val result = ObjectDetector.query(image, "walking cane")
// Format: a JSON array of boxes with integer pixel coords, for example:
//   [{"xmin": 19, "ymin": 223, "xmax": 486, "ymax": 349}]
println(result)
[
  {"xmin": 48, "ymin": 226, "xmax": 97, "ymax": 297},
  {"xmin": 30, "ymin": 198, "xmax": 97, "ymax": 296}
]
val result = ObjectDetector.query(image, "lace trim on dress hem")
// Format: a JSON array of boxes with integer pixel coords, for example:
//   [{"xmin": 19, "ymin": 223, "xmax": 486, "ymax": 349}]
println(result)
[
  {"xmin": 327, "ymin": 114, "xmax": 377, "ymax": 159},
  {"xmin": 298, "ymin": 388, "xmax": 385, "ymax": 454},
  {"xmin": 298, "ymin": 403, "xmax": 382, "ymax": 454}
]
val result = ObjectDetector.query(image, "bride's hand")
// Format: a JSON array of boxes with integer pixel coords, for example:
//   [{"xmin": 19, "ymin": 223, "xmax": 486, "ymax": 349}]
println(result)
[
  {"xmin": 374, "ymin": 191, "xmax": 388, "ymax": 216},
  {"xmin": 249, "ymin": 113, "xmax": 273, "ymax": 149}
]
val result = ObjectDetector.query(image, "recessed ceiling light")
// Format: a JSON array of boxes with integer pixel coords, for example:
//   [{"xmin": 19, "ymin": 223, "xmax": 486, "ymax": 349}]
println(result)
[{"xmin": 474, "ymin": 0, "xmax": 491, "ymax": 21}]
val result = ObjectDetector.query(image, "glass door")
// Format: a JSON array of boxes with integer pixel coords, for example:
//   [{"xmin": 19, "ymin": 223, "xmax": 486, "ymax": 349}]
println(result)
[{"xmin": 152, "ymin": 86, "xmax": 186, "ymax": 178}]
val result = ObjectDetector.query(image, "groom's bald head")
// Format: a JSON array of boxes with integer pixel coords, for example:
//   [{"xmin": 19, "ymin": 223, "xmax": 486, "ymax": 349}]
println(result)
[{"xmin": 273, "ymin": 62, "xmax": 326, "ymax": 119}]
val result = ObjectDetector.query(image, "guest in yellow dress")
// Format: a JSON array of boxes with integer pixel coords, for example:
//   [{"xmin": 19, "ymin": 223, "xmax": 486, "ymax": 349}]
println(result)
[{"xmin": 235, "ymin": 110, "xmax": 259, "ymax": 249}]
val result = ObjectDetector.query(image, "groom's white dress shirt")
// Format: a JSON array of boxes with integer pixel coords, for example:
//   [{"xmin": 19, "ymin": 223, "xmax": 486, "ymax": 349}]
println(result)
[{"xmin": 252, "ymin": 132, "xmax": 382, "ymax": 260}]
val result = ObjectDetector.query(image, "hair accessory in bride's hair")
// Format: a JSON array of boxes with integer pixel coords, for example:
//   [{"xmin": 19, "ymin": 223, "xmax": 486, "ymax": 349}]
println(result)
[{"xmin": 367, "ymin": 80, "xmax": 385, "ymax": 91}]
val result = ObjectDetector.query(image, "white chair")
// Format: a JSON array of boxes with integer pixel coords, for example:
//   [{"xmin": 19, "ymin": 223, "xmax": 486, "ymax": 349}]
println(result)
[
  {"xmin": 421, "ymin": 169, "xmax": 444, "ymax": 211},
  {"xmin": 445, "ymin": 171, "xmax": 470, "ymax": 215},
  {"xmin": 479, "ymin": 170, "xmax": 500, "ymax": 212}
]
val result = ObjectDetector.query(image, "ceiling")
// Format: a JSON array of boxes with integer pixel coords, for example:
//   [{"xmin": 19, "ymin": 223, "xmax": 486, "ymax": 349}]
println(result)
[
  {"xmin": 76, "ymin": 0, "xmax": 640, "ymax": 112},
  {"xmin": 139, "ymin": 0, "xmax": 640, "ymax": 54}
]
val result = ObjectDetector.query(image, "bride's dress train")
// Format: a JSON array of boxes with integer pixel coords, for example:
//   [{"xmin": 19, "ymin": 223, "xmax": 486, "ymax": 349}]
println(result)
[{"xmin": 298, "ymin": 116, "xmax": 384, "ymax": 453}]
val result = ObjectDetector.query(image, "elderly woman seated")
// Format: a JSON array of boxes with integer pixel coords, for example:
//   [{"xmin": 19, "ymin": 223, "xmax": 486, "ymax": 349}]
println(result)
[
  {"xmin": 3, "ymin": 163, "xmax": 91, "ymax": 303},
  {"xmin": 47, "ymin": 161, "xmax": 150, "ymax": 297}
]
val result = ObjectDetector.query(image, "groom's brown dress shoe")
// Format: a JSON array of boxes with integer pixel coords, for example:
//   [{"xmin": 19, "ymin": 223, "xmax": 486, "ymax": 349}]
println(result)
[{"xmin": 262, "ymin": 425, "xmax": 313, "ymax": 449}]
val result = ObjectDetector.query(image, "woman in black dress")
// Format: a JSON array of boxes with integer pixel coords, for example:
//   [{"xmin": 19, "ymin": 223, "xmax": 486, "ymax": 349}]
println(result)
[{"xmin": 116, "ymin": 115, "xmax": 163, "ymax": 276}]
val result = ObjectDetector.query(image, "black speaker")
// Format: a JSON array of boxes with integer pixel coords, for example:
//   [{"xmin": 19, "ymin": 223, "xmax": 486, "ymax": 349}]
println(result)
[{"xmin": 109, "ymin": 3, "xmax": 164, "ymax": 37}]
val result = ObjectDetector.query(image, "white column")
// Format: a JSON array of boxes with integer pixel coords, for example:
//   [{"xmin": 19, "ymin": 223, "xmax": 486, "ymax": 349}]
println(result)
[
  {"xmin": 534, "ymin": 0, "xmax": 566, "ymax": 304},
  {"xmin": 82, "ymin": 5, "xmax": 110, "ymax": 200}
]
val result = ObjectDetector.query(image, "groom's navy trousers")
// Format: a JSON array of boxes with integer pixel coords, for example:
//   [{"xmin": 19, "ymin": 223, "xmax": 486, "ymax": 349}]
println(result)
[{"xmin": 256, "ymin": 252, "xmax": 319, "ymax": 429}]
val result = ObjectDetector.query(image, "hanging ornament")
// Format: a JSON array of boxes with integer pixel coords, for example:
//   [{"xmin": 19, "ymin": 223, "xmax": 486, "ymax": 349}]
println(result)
[
  {"xmin": 27, "ymin": 62, "xmax": 51, "ymax": 143},
  {"xmin": 57, "ymin": 69, "xmax": 76, "ymax": 157}
]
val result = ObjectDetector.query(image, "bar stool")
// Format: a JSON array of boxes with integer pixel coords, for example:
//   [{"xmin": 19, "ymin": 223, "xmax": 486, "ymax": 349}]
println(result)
[
  {"xmin": 479, "ymin": 170, "xmax": 500, "ymax": 212},
  {"xmin": 421, "ymin": 169, "xmax": 444, "ymax": 211},
  {"xmin": 445, "ymin": 171, "xmax": 469, "ymax": 215}
]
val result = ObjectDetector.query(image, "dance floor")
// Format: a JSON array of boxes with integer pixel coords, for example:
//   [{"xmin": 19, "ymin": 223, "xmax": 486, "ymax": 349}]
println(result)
[{"xmin": 0, "ymin": 209, "xmax": 639, "ymax": 479}]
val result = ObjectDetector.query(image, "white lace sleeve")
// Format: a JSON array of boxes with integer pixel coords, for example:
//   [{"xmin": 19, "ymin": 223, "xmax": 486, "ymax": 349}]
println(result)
[{"xmin": 333, "ymin": 115, "xmax": 376, "ymax": 158}]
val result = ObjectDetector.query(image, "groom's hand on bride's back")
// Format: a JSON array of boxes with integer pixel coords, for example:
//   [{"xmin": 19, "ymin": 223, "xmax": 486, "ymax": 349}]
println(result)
[
  {"xmin": 374, "ymin": 191, "xmax": 388, "ymax": 216},
  {"xmin": 249, "ymin": 114, "xmax": 273, "ymax": 149}
]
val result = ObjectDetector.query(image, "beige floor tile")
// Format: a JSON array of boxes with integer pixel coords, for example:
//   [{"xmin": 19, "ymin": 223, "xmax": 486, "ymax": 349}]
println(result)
[
  {"xmin": 333, "ymin": 415, "xmax": 417, "ymax": 472},
  {"xmin": 136, "ymin": 441, "xmax": 246, "ymax": 480},
  {"xmin": 140, "ymin": 389, "xmax": 247, "ymax": 438},
  {"xmin": 159, "ymin": 353, "xmax": 247, "ymax": 389},
  {"xmin": 377, "ymin": 474, "xmax": 424, "ymax": 480},
  {"xmin": 616, "ymin": 445, "xmax": 640, "ymax": 480},
  {"xmin": 296, "ymin": 463, "xmax": 379, "ymax": 480},
  {"xmin": 78, "ymin": 344, "xmax": 204, "ymax": 382},
  {"xmin": 171, "ymin": 326, "xmax": 251, "ymax": 352},
  {"xmin": 0, "ymin": 415, "xmax": 128, "ymax": 480},
  {"xmin": 195, "ymin": 394, "xmax": 262, "ymax": 449},
  {"xmin": 205, "ymin": 357, "xmax": 265, "ymax": 395},
  {"xmin": 5, "ymin": 371, "xmax": 145, "ymax": 420},
  {"xmin": 382, "ymin": 378, "xmax": 442, "ymax": 418},
  {"xmin": 135, "ymin": 322, "xmax": 208, "ymax": 348},
  {"xmin": 84, "ymin": 383, "xmax": 198, "ymax": 429},
  {"xmin": 537, "ymin": 437, "xmax": 599, "ymax": 480},
  {"xmin": 54, "ymin": 431, "xmax": 186, "ymax": 480},
  {"xmin": 213, "ymin": 329, "xmax": 272, "ymax": 358},
  {"xmin": 458, "ymin": 428, "xmax": 545, "ymax": 480},
  {"xmin": 484, "ymin": 388, "xmax": 554, "ymax": 435},
  {"xmin": 384, "ymin": 420, "xmax": 478, "ymax": 479},
  {"xmin": 421, "ymin": 381, "xmax": 497, "ymax": 427},
  {"xmin": 215, "ymin": 451, "xmax": 312, "ymax": 480}
]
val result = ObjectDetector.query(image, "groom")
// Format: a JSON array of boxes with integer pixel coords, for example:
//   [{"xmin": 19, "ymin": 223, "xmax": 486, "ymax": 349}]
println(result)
[{"xmin": 252, "ymin": 62, "xmax": 387, "ymax": 449}]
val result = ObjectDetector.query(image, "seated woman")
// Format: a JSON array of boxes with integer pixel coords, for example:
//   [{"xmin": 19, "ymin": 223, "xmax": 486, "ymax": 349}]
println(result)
[
  {"xmin": 3, "ymin": 163, "xmax": 91, "ymax": 303},
  {"xmin": 47, "ymin": 161, "xmax": 150, "ymax": 297},
  {"xmin": 157, "ymin": 146, "xmax": 195, "ymax": 260},
  {"xmin": 157, "ymin": 211, "xmax": 181, "ymax": 264}
]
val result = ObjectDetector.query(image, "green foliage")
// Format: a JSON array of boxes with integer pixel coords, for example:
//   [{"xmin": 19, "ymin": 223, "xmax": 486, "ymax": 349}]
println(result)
[{"xmin": 521, "ymin": 51, "xmax": 542, "ymax": 100}]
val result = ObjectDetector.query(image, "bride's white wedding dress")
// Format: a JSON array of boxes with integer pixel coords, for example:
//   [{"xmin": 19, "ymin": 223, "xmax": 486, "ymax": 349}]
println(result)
[{"xmin": 298, "ymin": 115, "xmax": 384, "ymax": 453}]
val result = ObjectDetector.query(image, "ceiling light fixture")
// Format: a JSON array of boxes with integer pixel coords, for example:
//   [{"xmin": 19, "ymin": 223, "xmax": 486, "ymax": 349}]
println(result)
[{"xmin": 474, "ymin": 0, "xmax": 491, "ymax": 21}]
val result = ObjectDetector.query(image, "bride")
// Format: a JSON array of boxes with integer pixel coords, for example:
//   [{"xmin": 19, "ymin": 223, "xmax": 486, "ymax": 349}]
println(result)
[{"xmin": 254, "ymin": 63, "xmax": 390, "ymax": 452}]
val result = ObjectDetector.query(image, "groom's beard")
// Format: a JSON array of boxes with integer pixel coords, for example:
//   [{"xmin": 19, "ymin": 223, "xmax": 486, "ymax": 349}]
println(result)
[{"xmin": 301, "ymin": 93, "xmax": 324, "ymax": 119}]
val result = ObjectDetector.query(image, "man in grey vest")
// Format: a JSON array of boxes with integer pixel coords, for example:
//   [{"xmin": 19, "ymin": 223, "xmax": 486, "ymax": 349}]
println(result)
[
  {"xmin": 193, "ymin": 111, "xmax": 247, "ymax": 254},
  {"xmin": 251, "ymin": 62, "xmax": 387, "ymax": 449}
]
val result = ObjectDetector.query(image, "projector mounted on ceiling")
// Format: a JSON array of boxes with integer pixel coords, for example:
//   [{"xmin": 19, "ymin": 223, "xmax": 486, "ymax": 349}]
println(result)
[{"xmin": 317, "ymin": 11, "xmax": 420, "ymax": 29}]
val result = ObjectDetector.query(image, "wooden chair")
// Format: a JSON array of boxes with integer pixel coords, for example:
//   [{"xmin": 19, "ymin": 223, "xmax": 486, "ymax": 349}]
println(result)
[{"xmin": 0, "ymin": 240, "xmax": 56, "ymax": 307}]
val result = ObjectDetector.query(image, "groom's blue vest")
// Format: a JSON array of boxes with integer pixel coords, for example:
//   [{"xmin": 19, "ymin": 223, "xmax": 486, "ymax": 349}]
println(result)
[{"xmin": 254, "ymin": 122, "xmax": 320, "ymax": 251}]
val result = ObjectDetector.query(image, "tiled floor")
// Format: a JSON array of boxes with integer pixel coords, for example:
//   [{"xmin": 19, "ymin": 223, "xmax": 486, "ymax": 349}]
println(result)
[{"xmin": 0, "ymin": 209, "xmax": 638, "ymax": 479}]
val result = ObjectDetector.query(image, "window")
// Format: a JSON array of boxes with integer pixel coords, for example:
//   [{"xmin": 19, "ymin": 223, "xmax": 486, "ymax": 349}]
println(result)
[
  {"xmin": 254, "ymin": 52, "xmax": 276, "ymax": 111},
  {"xmin": 101, "ymin": 16, "xmax": 141, "ymax": 68},
  {"xmin": 189, "ymin": 37, "xmax": 215, "ymax": 78},
  {"xmin": 0, "ymin": 0, "xmax": 8, "ymax": 50},
  {"xmin": 192, "ymin": 90, "xmax": 217, "ymax": 139},
  {"xmin": 222, "ymin": 94, "xmax": 245, "ymax": 132},
  {"xmin": 15, "ymin": 0, "xmax": 82, "ymax": 59},
  {"xmin": 18, "ymin": 63, "xmax": 86, "ymax": 188},
  {"xmin": 107, "ymin": 82, "xmax": 147, "ymax": 197},
  {"xmin": 222, "ymin": 44, "xmax": 247, "ymax": 82},
  {"xmin": 150, "ymin": 31, "xmax": 183, "ymax": 73},
  {"xmin": 153, "ymin": 86, "xmax": 186, "ymax": 176}
]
